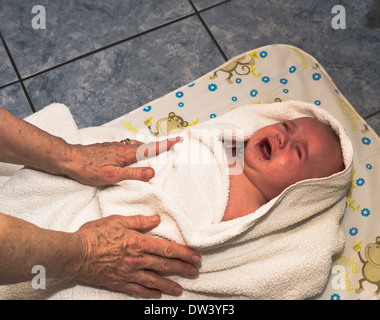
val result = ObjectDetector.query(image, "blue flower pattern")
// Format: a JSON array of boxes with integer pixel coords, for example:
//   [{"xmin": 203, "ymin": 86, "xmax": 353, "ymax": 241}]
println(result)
[
  {"xmin": 361, "ymin": 208, "xmax": 370, "ymax": 217},
  {"xmin": 330, "ymin": 294, "xmax": 340, "ymax": 300},
  {"xmin": 250, "ymin": 89, "xmax": 258, "ymax": 97},
  {"xmin": 289, "ymin": 66, "xmax": 296, "ymax": 73},
  {"xmin": 361, "ymin": 137, "xmax": 371, "ymax": 145},
  {"xmin": 208, "ymin": 83, "xmax": 217, "ymax": 92},
  {"xmin": 312, "ymin": 72, "xmax": 321, "ymax": 81},
  {"xmin": 349, "ymin": 227, "xmax": 359, "ymax": 236},
  {"xmin": 356, "ymin": 178, "xmax": 365, "ymax": 186}
]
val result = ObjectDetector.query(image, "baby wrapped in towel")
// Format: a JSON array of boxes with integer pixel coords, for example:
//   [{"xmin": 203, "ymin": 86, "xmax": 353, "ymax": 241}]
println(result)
[
  {"xmin": 0, "ymin": 100, "xmax": 353, "ymax": 300},
  {"xmin": 221, "ymin": 116, "xmax": 345, "ymax": 221}
]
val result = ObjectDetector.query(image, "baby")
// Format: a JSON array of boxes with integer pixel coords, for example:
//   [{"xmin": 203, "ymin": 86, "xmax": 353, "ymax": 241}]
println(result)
[{"xmin": 223, "ymin": 116, "xmax": 345, "ymax": 221}]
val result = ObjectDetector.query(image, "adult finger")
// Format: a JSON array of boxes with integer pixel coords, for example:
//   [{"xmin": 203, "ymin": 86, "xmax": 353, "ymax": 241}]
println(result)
[
  {"xmin": 122, "ymin": 270, "xmax": 183, "ymax": 297},
  {"xmin": 136, "ymin": 137, "xmax": 182, "ymax": 161},
  {"xmin": 117, "ymin": 214, "xmax": 161, "ymax": 232},
  {"xmin": 125, "ymin": 228, "xmax": 201, "ymax": 267},
  {"xmin": 120, "ymin": 214, "xmax": 201, "ymax": 266},
  {"xmin": 148, "ymin": 237, "xmax": 201, "ymax": 266},
  {"xmin": 126, "ymin": 248, "xmax": 199, "ymax": 279},
  {"xmin": 117, "ymin": 282, "xmax": 162, "ymax": 299},
  {"xmin": 113, "ymin": 166, "xmax": 156, "ymax": 182}
]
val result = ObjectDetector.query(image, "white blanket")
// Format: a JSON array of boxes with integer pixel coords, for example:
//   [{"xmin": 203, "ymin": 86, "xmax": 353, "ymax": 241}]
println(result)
[{"xmin": 0, "ymin": 100, "xmax": 353, "ymax": 299}]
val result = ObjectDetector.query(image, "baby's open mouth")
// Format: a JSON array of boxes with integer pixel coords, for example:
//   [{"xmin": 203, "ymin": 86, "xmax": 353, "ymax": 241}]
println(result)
[{"xmin": 257, "ymin": 138, "xmax": 272, "ymax": 160}]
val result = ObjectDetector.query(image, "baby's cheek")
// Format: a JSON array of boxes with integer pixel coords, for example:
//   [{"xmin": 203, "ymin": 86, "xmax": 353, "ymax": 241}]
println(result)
[
  {"xmin": 275, "ymin": 159, "xmax": 301, "ymax": 185},
  {"xmin": 276, "ymin": 158, "xmax": 292, "ymax": 171}
]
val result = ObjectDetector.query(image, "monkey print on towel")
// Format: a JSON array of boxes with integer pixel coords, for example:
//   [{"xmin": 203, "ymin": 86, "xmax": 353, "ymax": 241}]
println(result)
[
  {"xmin": 148, "ymin": 112, "xmax": 189, "ymax": 137},
  {"xmin": 355, "ymin": 236, "xmax": 380, "ymax": 297},
  {"xmin": 209, "ymin": 54, "xmax": 258, "ymax": 84}
]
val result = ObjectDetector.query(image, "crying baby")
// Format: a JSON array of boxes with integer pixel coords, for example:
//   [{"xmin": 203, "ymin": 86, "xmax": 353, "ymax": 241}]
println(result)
[{"xmin": 223, "ymin": 116, "xmax": 345, "ymax": 221}]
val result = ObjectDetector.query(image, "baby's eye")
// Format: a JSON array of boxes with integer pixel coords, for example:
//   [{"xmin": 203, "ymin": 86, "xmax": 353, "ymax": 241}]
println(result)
[
  {"xmin": 296, "ymin": 146, "xmax": 302, "ymax": 159},
  {"xmin": 283, "ymin": 122, "xmax": 290, "ymax": 132}
]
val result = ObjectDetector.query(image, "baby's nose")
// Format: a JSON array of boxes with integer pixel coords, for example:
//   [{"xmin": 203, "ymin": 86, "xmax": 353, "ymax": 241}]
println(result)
[{"xmin": 276, "ymin": 133, "xmax": 289, "ymax": 148}]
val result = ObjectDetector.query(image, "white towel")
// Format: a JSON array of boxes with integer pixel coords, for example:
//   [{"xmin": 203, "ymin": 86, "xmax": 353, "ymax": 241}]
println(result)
[{"xmin": 0, "ymin": 100, "xmax": 353, "ymax": 300}]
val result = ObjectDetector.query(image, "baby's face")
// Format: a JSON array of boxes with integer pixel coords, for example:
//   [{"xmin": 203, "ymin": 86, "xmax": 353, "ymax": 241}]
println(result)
[{"xmin": 243, "ymin": 117, "xmax": 344, "ymax": 201}]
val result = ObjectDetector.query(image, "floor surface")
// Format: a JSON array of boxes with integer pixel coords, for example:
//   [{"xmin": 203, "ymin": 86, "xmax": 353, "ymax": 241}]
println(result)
[{"xmin": 1, "ymin": 0, "xmax": 379, "ymax": 134}]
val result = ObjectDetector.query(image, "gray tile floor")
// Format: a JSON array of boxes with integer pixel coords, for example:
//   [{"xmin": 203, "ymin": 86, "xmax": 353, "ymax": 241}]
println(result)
[{"xmin": 1, "ymin": 0, "xmax": 379, "ymax": 134}]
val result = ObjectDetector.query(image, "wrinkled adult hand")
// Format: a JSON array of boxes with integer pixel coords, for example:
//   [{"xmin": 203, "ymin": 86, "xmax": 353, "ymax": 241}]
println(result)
[
  {"xmin": 74, "ymin": 214, "xmax": 201, "ymax": 298},
  {"xmin": 63, "ymin": 137, "xmax": 181, "ymax": 186}
]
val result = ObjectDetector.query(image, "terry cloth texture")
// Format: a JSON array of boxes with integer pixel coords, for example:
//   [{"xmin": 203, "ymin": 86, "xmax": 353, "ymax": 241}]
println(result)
[{"xmin": 0, "ymin": 100, "xmax": 353, "ymax": 299}]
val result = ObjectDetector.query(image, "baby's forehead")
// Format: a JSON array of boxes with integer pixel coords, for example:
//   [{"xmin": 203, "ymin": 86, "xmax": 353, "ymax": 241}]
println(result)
[
  {"xmin": 292, "ymin": 116, "xmax": 319, "ymax": 124},
  {"xmin": 289, "ymin": 117, "xmax": 341, "ymax": 149},
  {"xmin": 290, "ymin": 117, "xmax": 333, "ymax": 133}
]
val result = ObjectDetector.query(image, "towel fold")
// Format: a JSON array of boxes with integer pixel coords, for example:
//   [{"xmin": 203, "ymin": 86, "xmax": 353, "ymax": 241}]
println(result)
[{"xmin": 0, "ymin": 100, "xmax": 353, "ymax": 299}]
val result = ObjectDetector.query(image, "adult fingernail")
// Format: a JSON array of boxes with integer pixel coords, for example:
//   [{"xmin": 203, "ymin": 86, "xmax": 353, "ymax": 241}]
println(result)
[
  {"xmin": 172, "ymin": 285, "xmax": 182, "ymax": 296},
  {"xmin": 143, "ymin": 168, "xmax": 154, "ymax": 179},
  {"xmin": 192, "ymin": 255, "xmax": 201, "ymax": 264},
  {"xmin": 148, "ymin": 215, "xmax": 160, "ymax": 223},
  {"xmin": 190, "ymin": 267, "xmax": 199, "ymax": 277}
]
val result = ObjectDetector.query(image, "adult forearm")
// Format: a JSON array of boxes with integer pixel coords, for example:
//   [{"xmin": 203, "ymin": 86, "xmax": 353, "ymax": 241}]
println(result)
[
  {"xmin": 0, "ymin": 212, "xmax": 84, "ymax": 285},
  {"xmin": 0, "ymin": 107, "xmax": 71, "ymax": 175}
]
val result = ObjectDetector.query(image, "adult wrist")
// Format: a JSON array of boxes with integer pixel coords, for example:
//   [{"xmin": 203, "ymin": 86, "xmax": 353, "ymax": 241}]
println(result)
[
  {"xmin": 61, "ymin": 231, "xmax": 89, "ymax": 281},
  {"xmin": 50, "ymin": 141, "xmax": 81, "ymax": 179}
]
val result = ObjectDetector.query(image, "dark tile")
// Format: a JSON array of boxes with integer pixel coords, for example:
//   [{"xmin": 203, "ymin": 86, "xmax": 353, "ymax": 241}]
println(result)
[
  {"xmin": 366, "ymin": 0, "xmax": 380, "ymax": 29},
  {"xmin": 0, "ymin": 83, "xmax": 33, "ymax": 119},
  {"xmin": 0, "ymin": 41, "xmax": 17, "ymax": 87},
  {"xmin": 366, "ymin": 113, "xmax": 380, "ymax": 136},
  {"xmin": 191, "ymin": 0, "xmax": 229, "ymax": 10},
  {"xmin": 200, "ymin": 0, "xmax": 380, "ymax": 118},
  {"xmin": 24, "ymin": 16, "xmax": 226, "ymax": 128},
  {"xmin": 0, "ymin": 0, "xmax": 194, "ymax": 78}
]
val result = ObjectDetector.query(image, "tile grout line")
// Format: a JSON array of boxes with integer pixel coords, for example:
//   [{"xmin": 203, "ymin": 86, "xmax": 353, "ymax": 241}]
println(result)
[
  {"xmin": 0, "ymin": 1, "xmax": 234, "ymax": 90},
  {"xmin": 364, "ymin": 109, "xmax": 380, "ymax": 120},
  {"xmin": 0, "ymin": 30, "xmax": 36, "ymax": 113},
  {"xmin": 188, "ymin": 0, "xmax": 230, "ymax": 62},
  {"xmin": 197, "ymin": 0, "xmax": 234, "ymax": 13},
  {"xmin": 0, "ymin": 80, "xmax": 19, "ymax": 90},
  {"xmin": 6, "ymin": 12, "xmax": 198, "ymax": 85}
]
